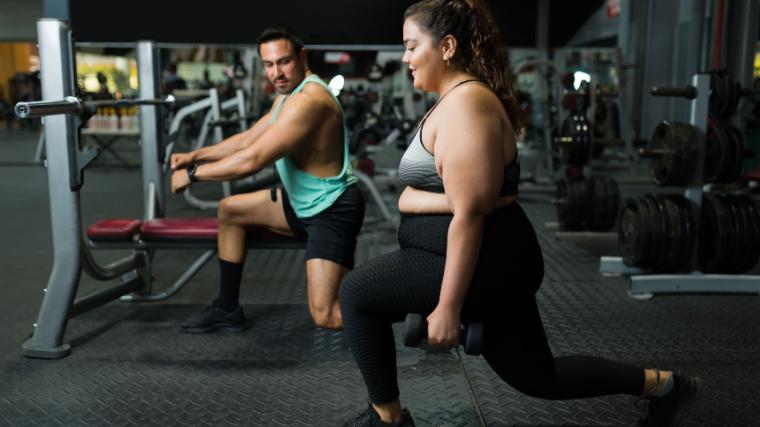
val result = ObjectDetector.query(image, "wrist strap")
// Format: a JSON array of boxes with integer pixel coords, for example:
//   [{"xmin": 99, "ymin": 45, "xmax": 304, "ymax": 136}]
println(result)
[{"xmin": 187, "ymin": 164, "xmax": 199, "ymax": 183}]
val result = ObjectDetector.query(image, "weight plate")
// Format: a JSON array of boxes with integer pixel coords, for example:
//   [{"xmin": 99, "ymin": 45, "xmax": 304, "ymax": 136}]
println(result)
[
  {"xmin": 589, "ymin": 176, "xmax": 607, "ymax": 231},
  {"xmin": 673, "ymin": 123, "xmax": 699, "ymax": 186},
  {"xmin": 705, "ymin": 125, "xmax": 728, "ymax": 183},
  {"xmin": 736, "ymin": 194, "xmax": 760, "ymax": 273},
  {"xmin": 669, "ymin": 194, "xmax": 696, "ymax": 272},
  {"xmin": 725, "ymin": 193, "xmax": 752, "ymax": 273},
  {"xmin": 577, "ymin": 176, "xmax": 590, "ymax": 230},
  {"xmin": 719, "ymin": 194, "xmax": 748, "ymax": 273},
  {"xmin": 649, "ymin": 121, "xmax": 683, "ymax": 186},
  {"xmin": 698, "ymin": 194, "xmax": 733, "ymax": 273},
  {"xmin": 578, "ymin": 116, "xmax": 592, "ymax": 166},
  {"xmin": 559, "ymin": 118, "xmax": 575, "ymax": 165},
  {"xmin": 725, "ymin": 125, "xmax": 746, "ymax": 182},
  {"xmin": 639, "ymin": 195, "xmax": 662, "ymax": 267},
  {"xmin": 653, "ymin": 194, "xmax": 680, "ymax": 272},
  {"xmin": 709, "ymin": 70, "xmax": 740, "ymax": 119},
  {"xmin": 559, "ymin": 116, "xmax": 590, "ymax": 167},
  {"xmin": 618, "ymin": 197, "xmax": 651, "ymax": 267}
]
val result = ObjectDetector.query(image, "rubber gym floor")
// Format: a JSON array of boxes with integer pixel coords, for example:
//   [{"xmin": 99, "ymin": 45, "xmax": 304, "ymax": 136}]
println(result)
[{"xmin": 1, "ymin": 126, "xmax": 759, "ymax": 426}]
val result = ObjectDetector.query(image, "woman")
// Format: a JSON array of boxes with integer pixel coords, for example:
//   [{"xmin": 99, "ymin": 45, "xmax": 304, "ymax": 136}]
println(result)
[{"xmin": 340, "ymin": 1, "xmax": 703, "ymax": 426}]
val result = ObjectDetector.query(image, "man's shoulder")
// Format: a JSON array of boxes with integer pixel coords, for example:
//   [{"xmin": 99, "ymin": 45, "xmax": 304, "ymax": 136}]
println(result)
[
  {"xmin": 300, "ymin": 79, "xmax": 333, "ymax": 101},
  {"xmin": 288, "ymin": 81, "xmax": 339, "ymax": 115}
]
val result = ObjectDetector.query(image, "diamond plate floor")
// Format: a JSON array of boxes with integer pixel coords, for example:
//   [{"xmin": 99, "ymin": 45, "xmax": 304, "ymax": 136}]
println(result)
[{"xmin": 2, "ymin": 131, "xmax": 760, "ymax": 426}]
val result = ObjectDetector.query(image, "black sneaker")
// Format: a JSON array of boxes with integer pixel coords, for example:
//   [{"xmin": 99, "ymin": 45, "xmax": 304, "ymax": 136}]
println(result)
[
  {"xmin": 637, "ymin": 371, "xmax": 704, "ymax": 426},
  {"xmin": 180, "ymin": 299, "xmax": 250, "ymax": 333},
  {"xmin": 342, "ymin": 403, "xmax": 416, "ymax": 427}
]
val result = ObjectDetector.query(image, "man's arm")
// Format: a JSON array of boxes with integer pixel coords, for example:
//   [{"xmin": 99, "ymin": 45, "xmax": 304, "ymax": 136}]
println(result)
[
  {"xmin": 171, "ymin": 106, "xmax": 275, "ymax": 170},
  {"xmin": 171, "ymin": 91, "xmax": 330, "ymax": 192}
]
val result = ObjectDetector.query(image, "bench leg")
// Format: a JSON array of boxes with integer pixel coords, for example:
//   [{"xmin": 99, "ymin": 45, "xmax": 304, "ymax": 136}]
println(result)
[{"xmin": 121, "ymin": 249, "xmax": 217, "ymax": 302}]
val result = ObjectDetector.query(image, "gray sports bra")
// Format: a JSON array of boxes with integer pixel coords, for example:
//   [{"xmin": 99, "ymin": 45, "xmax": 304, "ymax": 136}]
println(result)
[{"xmin": 398, "ymin": 80, "xmax": 520, "ymax": 196}]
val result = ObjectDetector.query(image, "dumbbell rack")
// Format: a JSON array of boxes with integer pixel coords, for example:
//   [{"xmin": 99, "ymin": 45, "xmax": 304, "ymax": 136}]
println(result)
[{"xmin": 599, "ymin": 72, "xmax": 760, "ymax": 298}]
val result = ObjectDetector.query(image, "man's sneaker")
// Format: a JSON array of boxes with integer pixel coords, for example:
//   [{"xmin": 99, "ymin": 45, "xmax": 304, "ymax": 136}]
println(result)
[
  {"xmin": 180, "ymin": 299, "xmax": 250, "ymax": 333},
  {"xmin": 342, "ymin": 403, "xmax": 416, "ymax": 427},
  {"xmin": 637, "ymin": 371, "xmax": 704, "ymax": 426}
]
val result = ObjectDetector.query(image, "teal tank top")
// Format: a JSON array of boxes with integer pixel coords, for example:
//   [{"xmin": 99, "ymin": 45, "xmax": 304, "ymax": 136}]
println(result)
[{"xmin": 270, "ymin": 74, "xmax": 357, "ymax": 218}]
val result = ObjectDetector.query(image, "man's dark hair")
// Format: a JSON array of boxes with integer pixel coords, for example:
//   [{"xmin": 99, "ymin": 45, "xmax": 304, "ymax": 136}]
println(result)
[{"xmin": 257, "ymin": 24, "xmax": 305, "ymax": 56}]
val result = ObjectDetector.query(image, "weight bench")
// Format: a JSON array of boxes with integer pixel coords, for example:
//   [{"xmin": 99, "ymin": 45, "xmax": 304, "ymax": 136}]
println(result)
[{"xmin": 87, "ymin": 217, "xmax": 307, "ymax": 301}]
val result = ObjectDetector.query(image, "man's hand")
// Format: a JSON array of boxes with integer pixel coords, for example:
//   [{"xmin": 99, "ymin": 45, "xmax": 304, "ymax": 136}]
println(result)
[
  {"xmin": 171, "ymin": 153, "xmax": 194, "ymax": 170},
  {"xmin": 171, "ymin": 169, "xmax": 192, "ymax": 194}
]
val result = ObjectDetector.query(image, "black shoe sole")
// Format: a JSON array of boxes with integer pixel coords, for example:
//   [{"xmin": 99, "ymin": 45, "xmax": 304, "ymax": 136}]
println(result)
[{"xmin": 180, "ymin": 322, "xmax": 251, "ymax": 334}]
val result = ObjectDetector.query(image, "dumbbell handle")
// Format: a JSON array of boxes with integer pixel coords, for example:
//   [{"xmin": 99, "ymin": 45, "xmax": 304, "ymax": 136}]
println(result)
[{"xmin": 402, "ymin": 313, "xmax": 483, "ymax": 356}]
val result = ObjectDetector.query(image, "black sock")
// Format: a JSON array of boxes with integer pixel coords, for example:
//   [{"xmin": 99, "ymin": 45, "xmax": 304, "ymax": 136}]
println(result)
[{"xmin": 217, "ymin": 259, "xmax": 244, "ymax": 312}]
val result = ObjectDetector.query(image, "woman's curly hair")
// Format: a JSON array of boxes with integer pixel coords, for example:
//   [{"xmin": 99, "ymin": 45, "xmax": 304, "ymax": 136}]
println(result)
[{"xmin": 405, "ymin": 0, "xmax": 526, "ymax": 132}]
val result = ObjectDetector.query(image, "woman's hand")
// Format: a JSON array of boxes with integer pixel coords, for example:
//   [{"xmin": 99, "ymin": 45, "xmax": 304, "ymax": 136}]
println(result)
[{"xmin": 426, "ymin": 305, "xmax": 461, "ymax": 350}]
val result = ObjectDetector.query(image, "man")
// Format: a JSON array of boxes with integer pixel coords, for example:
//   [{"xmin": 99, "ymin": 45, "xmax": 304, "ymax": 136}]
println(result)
[{"xmin": 171, "ymin": 24, "xmax": 365, "ymax": 332}]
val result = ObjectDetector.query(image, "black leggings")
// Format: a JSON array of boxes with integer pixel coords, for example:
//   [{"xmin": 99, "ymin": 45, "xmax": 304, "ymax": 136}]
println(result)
[{"xmin": 340, "ymin": 203, "xmax": 644, "ymax": 404}]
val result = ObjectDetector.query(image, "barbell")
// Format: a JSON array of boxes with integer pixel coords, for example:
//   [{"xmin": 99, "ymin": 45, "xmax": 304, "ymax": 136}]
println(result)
[{"xmin": 15, "ymin": 95, "xmax": 189, "ymax": 119}]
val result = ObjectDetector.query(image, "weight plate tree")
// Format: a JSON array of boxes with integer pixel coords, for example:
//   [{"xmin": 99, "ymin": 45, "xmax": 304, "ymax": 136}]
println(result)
[{"xmin": 605, "ymin": 72, "xmax": 760, "ymax": 298}]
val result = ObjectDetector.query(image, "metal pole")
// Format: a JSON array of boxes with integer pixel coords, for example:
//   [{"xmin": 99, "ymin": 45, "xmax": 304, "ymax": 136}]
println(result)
[
  {"xmin": 136, "ymin": 41, "xmax": 165, "ymax": 220},
  {"xmin": 22, "ymin": 19, "xmax": 80, "ymax": 359}
]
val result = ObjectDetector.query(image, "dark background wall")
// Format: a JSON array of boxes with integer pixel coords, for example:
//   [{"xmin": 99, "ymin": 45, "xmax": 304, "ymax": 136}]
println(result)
[{"xmin": 64, "ymin": 0, "xmax": 603, "ymax": 48}]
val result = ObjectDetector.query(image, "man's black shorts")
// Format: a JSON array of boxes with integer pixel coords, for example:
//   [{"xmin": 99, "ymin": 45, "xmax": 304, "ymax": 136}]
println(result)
[{"xmin": 281, "ymin": 184, "xmax": 365, "ymax": 269}]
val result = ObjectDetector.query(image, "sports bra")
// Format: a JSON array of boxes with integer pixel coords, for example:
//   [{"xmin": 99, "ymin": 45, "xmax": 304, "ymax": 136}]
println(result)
[{"xmin": 398, "ymin": 80, "xmax": 520, "ymax": 196}]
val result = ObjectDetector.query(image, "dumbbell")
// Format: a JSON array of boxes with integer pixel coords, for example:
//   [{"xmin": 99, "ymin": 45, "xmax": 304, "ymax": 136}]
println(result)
[{"xmin": 402, "ymin": 313, "xmax": 484, "ymax": 356}]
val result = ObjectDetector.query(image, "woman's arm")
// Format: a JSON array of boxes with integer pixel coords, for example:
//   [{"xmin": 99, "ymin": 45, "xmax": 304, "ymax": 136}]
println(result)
[{"xmin": 425, "ymin": 87, "xmax": 507, "ymax": 350}]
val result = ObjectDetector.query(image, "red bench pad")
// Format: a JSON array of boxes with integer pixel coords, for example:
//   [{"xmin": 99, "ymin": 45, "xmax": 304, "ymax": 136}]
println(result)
[
  {"xmin": 87, "ymin": 219, "xmax": 143, "ymax": 242},
  {"xmin": 139, "ymin": 218, "xmax": 305, "ymax": 246},
  {"xmin": 140, "ymin": 218, "xmax": 219, "ymax": 241}
]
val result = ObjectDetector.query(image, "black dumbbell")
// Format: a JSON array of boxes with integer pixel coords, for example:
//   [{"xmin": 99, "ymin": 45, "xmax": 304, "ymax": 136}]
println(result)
[{"xmin": 402, "ymin": 313, "xmax": 484, "ymax": 356}]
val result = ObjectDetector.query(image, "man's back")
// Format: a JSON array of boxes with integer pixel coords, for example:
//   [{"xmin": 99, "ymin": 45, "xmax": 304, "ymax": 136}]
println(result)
[{"xmin": 281, "ymin": 80, "xmax": 345, "ymax": 179}]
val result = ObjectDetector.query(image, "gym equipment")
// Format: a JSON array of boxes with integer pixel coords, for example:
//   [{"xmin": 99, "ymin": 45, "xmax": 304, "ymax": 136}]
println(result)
[
  {"xmin": 600, "ymin": 71, "xmax": 760, "ymax": 298},
  {"xmin": 709, "ymin": 69, "xmax": 742, "ymax": 119},
  {"xmin": 617, "ymin": 192, "xmax": 760, "ymax": 274},
  {"xmin": 402, "ymin": 313, "xmax": 484, "ymax": 356},
  {"xmin": 554, "ymin": 175, "xmax": 620, "ymax": 231},
  {"xmin": 18, "ymin": 21, "xmax": 306, "ymax": 359},
  {"xmin": 640, "ymin": 121, "xmax": 700, "ymax": 187},
  {"xmin": 640, "ymin": 121, "xmax": 752, "ymax": 186},
  {"xmin": 617, "ymin": 193, "xmax": 697, "ymax": 272},
  {"xmin": 512, "ymin": 59, "xmax": 568, "ymax": 180},
  {"xmin": 15, "ymin": 95, "xmax": 189, "ymax": 119},
  {"xmin": 556, "ymin": 115, "xmax": 591, "ymax": 166}
]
